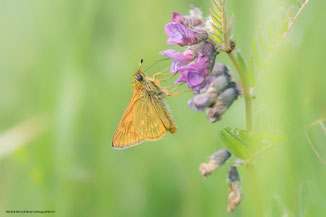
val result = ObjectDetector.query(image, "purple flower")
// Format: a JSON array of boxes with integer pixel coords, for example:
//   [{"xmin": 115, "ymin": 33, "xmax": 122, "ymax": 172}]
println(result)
[
  {"xmin": 176, "ymin": 57, "xmax": 210, "ymax": 92},
  {"xmin": 160, "ymin": 49, "xmax": 195, "ymax": 73},
  {"xmin": 172, "ymin": 12, "xmax": 182, "ymax": 22},
  {"xmin": 165, "ymin": 22, "xmax": 207, "ymax": 47},
  {"xmin": 183, "ymin": 41, "xmax": 205, "ymax": 59},
  {"xmin": 198, "ymin": 42, "xmax": 216, "ymax": 69}
]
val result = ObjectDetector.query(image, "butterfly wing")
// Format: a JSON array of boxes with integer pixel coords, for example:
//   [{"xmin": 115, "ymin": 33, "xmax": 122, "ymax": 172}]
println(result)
[
  {"xmin": 112, "ymin": 89, "xmax": 177, "ymax": 149},
  {"xmin": 112, "ymin": 93, "xmax": 144, "ymax": 149},
  {"xmin": 149, "ymin": 96, "xmax": 177, "ymax": 134},
  {"xmin": 134, "ymin": 94, "xmax": 168, "ymax": 140}
]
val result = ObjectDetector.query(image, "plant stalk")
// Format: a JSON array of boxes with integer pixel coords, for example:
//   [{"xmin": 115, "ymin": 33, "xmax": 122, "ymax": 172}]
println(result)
[
  {"xmin": 227, "ymin": 52, "xmax": 253, "ymax": 131},
  {"xmin": 247, "ymin": 165, "xmax": 264, "ymax": 217}
]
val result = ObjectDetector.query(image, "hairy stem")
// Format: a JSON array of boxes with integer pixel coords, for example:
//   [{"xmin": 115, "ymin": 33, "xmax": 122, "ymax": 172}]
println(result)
[{"xmin": 227, "ymin": 52, "xmax": 253, "ymax": 131}]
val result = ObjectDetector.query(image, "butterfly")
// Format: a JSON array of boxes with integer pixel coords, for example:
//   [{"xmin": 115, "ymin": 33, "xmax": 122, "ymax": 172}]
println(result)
[{"xmin": 112, "ymin": 60, "xmax": 178, "ymax": 149}]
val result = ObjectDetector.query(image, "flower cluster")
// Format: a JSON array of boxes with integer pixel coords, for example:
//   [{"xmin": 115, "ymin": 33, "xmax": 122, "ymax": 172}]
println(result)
[
  {"xmin": 188, "ymin": 63, "xmax": 239, "ymax": 122},
  {"xmin": 161, "ymin": 8, "xmax": 216, "ymax": 93},
  {"xmin": 161, "ymin": 9, "xmax": 239, "ymax": 121}
]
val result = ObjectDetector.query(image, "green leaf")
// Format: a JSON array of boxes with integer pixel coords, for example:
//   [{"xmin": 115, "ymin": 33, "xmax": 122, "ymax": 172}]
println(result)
[
  {"xmin": 287, "ymin": 5, "xmax": 294, "ymax": 18},
  {"xmin": 282, "ymin": 19, "xmax": 290, "ymax": 32},
  {"xmin": 236, "ymin": 51, "xmax": 247, "ymax": 73},
  {"xmin": 219, "ymin": 127, "xmax": 250, "ymax": 160},
  {"xmin": 279, "ymin": 8, "xmax": 287, "ymax": 20},
  {"xmin": 248, "ymin": 56, "xmax": 255, "ymax": 89},
  {"xmin": 211, "ymin": 0, "xmax": 222, "ymax": 13},
  {"xmin": 218, "ymin": 127, "xmax": 286, "ymax": 160},
  {"xmin": 273, "ymin": 18, "xmax": 283, "ymax": 40},
  {"xmin": 211, "ymin": 34, "xmax": 223, "ymax": 44},
  {"xmin": 212, "ymin": 23, "xmax": 223, "ymax": 35},
  {"xmin": 252, "ymin": 39, "xmax": 262, "ymax": 67},
  {"xmin": 210, "ymin": 14, "xmax": 222, "ymax": 29},
  {"xmin": 209, "ymin": 8, "xmax": 222, "ymax": 21},
  {"xmin": 257, "ymin": 25, "xmax": 266, "ymax": 52}
]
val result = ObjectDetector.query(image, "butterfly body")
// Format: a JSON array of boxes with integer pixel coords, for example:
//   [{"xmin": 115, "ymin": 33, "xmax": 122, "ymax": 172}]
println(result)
[{"xmin": 112, "ymin": 68, "xmax": 177, "ymax": 149}]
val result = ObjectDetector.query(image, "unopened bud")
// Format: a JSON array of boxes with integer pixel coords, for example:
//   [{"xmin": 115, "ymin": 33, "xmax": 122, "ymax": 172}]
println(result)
[
  {"xmin": 172, "ymin": 8, "xmax": 203, "ymax": 28},
  {"xmin": 188, "ymin": 92, "xmax": 217, "ymax": 111},
  {"xmin": 206, "ymin": 84, "xmax": 239, "ymax": 123},
  {"xmin": 206, "ymin": 74, "xmax": 231, "ymax": 95},
  {"xmin": 199, "ymin": 149, "xmax": 231, "ymax": 179},
  {"xmin": 210, "ymin": 149, "xmax": 232, "ymax": 167},
  {"xmin": 211, "ymin": 62, "xmax": 229, "ymax": 77}
]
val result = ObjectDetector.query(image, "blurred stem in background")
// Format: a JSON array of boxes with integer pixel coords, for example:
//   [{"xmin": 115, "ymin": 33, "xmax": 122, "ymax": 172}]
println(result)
[{"xmin": 227, "ymin": 52, "xmax": 252, "ymax": 131}]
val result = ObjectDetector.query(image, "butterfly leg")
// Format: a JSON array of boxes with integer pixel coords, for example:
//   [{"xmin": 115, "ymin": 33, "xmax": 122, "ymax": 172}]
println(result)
[
  {"xmin": 157, "ymin": 73, "xmax": 177, "ymax": 82},
  {"xmin": 167, "ymin": 89, "xmax": 192, "ymax": 96},
  {"xmin": 162, "ymin": 83, "xmax": 177, "ymax": 89},
  {"xmin": 166, "ymin": 83, "xmax": 192, "ymax": 96},
  {"xmin": 153, "ymin": 67, "xmax": 170, "ymax": 80},
  {"xmin": 166, "ymin": 83, "xmax": 185, "ymax": 92}
]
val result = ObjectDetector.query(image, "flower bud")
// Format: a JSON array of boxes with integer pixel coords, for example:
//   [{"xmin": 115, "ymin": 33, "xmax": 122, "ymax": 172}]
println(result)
[
  {"xmin": 210, "ymin": 149, "xmax": 232, "ymax": 166},
  {"xmin": 211, "ymin": 62, "xmax": 229, "ymax": 77},
  {"xmin": 206, "ymin": 73, "xmax": 231, "ymax": 95},
  {"xmin": 206, "ymin": 84, "xmax": 239, "ymax": 123},
  {"xmin": 199, "ymin": 149, "xmax": 231, "ymax": 179},
  {"xmin": 227, "ymin": 165, "xmax": 242, "ymax": 213},
  {"xmin": 188, "ymin": 92, "xmax": 217, "ymax": 111},
  {"xmin": 172, "ymin": 12, "xmax": 202, "ymax": 27}
]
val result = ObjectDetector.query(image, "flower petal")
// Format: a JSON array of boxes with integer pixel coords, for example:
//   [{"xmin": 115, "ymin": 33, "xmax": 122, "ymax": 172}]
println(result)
[
  {"xmin": 160, "ymin": 49, "xmax": 191, "ymax": 62},
  {"xmin": 170, "ymin": 61, "xmax": 187, "ymax": 73},
  {"xmin": 165, "ymin": 22, "xmax": 196, "ymax": 47},
  {"xmin": 188, "ymin": 71, "xmax": 205, "ymax": 87},
  {"xmin": 172, "ymin": 12, "xmax": 182, "ymax": 22}
]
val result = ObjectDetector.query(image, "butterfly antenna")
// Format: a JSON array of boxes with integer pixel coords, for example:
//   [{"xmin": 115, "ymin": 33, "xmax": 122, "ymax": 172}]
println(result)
[
  {"xmin": 138, "ymin": 59, "xmax": 143, "ymax": 69},
  {"xmin": 144, "ymin": 58, "xmax": 170, "ymax": 72}
]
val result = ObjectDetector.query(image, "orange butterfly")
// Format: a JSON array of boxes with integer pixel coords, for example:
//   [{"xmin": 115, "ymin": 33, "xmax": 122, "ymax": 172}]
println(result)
[{"xmin": 112, "ymin": 60, "xmax": 183, "ymax": 149}]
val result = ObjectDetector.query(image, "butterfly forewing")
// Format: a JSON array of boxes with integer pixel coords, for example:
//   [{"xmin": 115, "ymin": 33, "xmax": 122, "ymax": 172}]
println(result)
[{"xmin": 112, "ymin": 93, "xmax": 144, "ymax": 149}]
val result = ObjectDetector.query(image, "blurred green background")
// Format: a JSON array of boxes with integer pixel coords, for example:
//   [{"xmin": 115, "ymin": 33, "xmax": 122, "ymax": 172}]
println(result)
[{"xmin": 0, "ymin": 0, "xmax": 325, "ymax": 216}]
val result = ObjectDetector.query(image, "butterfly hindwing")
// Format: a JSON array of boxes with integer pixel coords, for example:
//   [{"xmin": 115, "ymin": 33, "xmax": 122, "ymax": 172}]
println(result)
[
  {"xmin": 149, "ymin": 96, "xmax": 177, "ymax": 134},
  {"xmin": 134, "ymin": 93, "xmax": 167, "ymax": 140}
]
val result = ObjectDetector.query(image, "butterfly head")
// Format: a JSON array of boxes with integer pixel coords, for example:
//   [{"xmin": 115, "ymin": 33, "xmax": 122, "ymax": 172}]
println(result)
[
  {"xmin": 133, "ymin": 59, "xmax": 148, "ymax": 88},
  {"xmin": 134, "ymin": 70, "xmax": 146, "ymax": 83}
]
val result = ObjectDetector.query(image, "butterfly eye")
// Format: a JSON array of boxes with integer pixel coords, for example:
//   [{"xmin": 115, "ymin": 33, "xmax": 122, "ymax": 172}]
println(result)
[{"xmin": 136, "ymin": 74, "xmax": 143, "ymax": 81}]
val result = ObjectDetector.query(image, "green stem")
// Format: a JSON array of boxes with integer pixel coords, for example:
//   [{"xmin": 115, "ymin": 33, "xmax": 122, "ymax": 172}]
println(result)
[
  {"xmin": 228, "ymin": 51, "xmax": 262, "ymax": 216},
  {"xmin": 227, "ymin": 52, "xmax": 253, "ymax": 131},
  {"xmin": 247, "ymin": 165, "xmax": 263, "ymax": 217}
]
